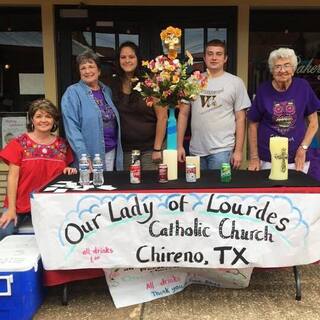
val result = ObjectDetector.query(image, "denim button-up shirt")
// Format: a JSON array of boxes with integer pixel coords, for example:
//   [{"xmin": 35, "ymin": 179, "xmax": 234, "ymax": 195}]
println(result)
[{"xmin": 61, "ymin": 80, "xmax": 123, "ymax": 170}]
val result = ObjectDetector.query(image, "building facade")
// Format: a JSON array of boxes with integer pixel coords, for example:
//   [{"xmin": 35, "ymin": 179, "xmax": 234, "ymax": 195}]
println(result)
[{"xmin": 0, "ymin": 0, "xmax": 320, "ymax": 158}]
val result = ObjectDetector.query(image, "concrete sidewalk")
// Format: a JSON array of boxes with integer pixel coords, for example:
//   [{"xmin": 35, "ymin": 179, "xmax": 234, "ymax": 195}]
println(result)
[{"xmin": 34, "ymin": 264, "xmax": 320, "ymax": 320}]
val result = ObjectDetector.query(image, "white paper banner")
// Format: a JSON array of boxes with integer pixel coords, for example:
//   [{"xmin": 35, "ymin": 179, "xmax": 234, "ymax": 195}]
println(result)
[
  {"xmin": 104, "ymin": 267, "xmax": 253, "ymax": 308},
  {"xmin": 30, "ymin": 192, "xmax": 320, "ymax": 270}
]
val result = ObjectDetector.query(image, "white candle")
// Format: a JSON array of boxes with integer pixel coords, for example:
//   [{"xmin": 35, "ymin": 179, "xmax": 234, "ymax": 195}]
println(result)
[
  {"xmin": 185, "ymin": 156, "xmax": 200, "ymax": 179},
  {"xmin": 163, "ymin": 149, "xmax": 178, "ymax": 180},
  {"xmin": 269, "ymin": 136, "xmax": 288, "ymax": 180}
]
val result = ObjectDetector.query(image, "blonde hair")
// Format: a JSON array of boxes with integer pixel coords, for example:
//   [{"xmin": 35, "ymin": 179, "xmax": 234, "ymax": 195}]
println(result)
[{"xmin": 268, "ymin": 48, "xmax": 298, "ymax": 72}]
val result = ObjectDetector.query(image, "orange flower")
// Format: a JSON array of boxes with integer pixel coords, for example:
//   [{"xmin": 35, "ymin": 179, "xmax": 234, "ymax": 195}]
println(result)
[
  {"xmin": 160, "ymin": 26, "xmax": 182, "ymax": 41},
  {"xmin": 172, "ymin": 75, "xmax": 180, "ymax": 84}
]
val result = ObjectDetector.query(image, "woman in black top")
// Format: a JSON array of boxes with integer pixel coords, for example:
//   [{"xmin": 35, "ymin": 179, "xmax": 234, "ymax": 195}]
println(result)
[{"xmin": 111, "ymin": 41, "xmax": 167, "ymax": 170}]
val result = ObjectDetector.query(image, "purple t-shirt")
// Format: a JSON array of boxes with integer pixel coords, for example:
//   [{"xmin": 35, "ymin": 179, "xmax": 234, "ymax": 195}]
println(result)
[
  {"xmin": 247, "ymin": 78, "xmax": 320, "ymax": 163},
  {"xmin": 92, "ymin": 89, "xmax": 117, "ymax": 152}
]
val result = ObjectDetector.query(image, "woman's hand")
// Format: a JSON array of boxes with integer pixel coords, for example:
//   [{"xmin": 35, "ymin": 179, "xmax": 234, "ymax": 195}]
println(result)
[
  {"xmin": 295, "ymin": 147, "xmax": 306, "ymax": 171},
  {"xmin": 152, "ymin": 150, "xmax": 162, "ymax": 163},
  {"xmin": 248, "ymin": 158, "xmax": 260, "ymax": 171},
  {"xmin": 0, "ymin": 208, "xmax": 17, "ymax": 229},
  {"xmin": 63, "ymin": 167, "xmax": 78, "ymax": 175}
]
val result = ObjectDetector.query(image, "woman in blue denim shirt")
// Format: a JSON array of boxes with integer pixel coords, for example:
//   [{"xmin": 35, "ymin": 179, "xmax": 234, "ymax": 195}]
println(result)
[{"xmin": 61, "ymin": 50, "xmax": 123, "ymax": 171}]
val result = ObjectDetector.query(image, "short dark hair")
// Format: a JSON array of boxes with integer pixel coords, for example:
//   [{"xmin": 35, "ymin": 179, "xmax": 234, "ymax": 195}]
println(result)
[
  {"xmin": 76, "ymin": 50, "xmax": 101, "ymax": 70},
  {"xmin": 205, "ymin": 39, "xmax": 227, "ymax": 55},
  {"xmin": 27, "ymin": 98, "xmax": 59, "ymax": 132}
]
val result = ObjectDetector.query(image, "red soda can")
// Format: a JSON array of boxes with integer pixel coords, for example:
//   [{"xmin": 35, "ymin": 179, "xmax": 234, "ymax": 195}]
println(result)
[
  {"xmin": 186, "ymin": 164, "xmax": 196, "ymax": 183},
  {"xmin": 158, "ymin": 163, "xmax": 168, "ymax": 183},
  {"xmin": 130, "ymin": 164, "xmax": 141, "ymax": 184}
]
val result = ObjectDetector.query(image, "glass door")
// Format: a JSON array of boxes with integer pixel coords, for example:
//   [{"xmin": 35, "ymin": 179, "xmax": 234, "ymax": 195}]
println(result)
[{"xmin": 56, "ymin": 5, "xmax": 237, "ymax": 100}]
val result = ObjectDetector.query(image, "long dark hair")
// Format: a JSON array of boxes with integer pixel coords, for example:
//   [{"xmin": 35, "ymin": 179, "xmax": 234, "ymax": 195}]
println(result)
[{"xmin": 112, "ymin": 41, "xmax": 143, "ymax": 103}]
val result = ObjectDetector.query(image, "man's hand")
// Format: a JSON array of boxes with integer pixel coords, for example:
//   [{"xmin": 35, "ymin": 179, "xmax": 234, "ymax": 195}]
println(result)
[
  {"xmin": 231, "ymin": 150, "xmax": 242, "ymax": 169},
  {"xmin": 178, "ymin": 146, "xmax": 186, "ymax": 163}
]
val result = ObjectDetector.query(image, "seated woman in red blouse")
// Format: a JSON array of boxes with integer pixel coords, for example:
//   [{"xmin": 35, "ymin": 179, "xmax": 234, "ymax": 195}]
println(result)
[{"xmin": 0, "ymin": 98, "xmax": 77, "ymax": 240}]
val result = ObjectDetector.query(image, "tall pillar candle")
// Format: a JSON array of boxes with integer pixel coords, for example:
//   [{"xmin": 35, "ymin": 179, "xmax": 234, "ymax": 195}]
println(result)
[
  {"xmin": 185, "ymin": 156, "xmax": 200, "ymax": 179},
  {"xmin": 163, "ymin": 149, "xmax": 178, "ymax": 180},
  {"xmin": 269, "ymin": 136, "xmax": 288, "ymax": 180}
]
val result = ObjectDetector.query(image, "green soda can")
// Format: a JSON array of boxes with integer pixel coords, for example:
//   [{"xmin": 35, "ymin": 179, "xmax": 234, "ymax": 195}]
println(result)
[{"xmin": 220, "ymin": 163, "xmax": 231, "ymax": 183}]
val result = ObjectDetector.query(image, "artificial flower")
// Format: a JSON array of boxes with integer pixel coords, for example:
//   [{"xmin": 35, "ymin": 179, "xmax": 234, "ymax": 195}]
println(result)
[{"xmin": 134, "ymin": 26, "xmax": 207, "ymax": 108}]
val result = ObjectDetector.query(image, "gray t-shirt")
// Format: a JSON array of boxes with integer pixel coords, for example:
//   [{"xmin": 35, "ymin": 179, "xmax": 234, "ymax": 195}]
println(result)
[{"xmin": 189, "ymin": 72, "xmax": 251, "ymax": 156}]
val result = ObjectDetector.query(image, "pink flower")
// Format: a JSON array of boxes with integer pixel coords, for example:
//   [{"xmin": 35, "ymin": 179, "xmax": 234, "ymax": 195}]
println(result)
[
  {"xmin": 156, "ymin": 76, "xmax": 163, "ymax": 83},
  {"xmin": 149, "ymin": 60, "xmax": 155, "ymax": 69},
  {"xmin": 201, "ymin": 78, "xmax": 208, "ymax": 87},
  {"xmin": 144, "ymin": 79, "xmax": 153, "ymax": 87},
  {"xmin": 193, "ymin": 70, "xmax": 202, "ymax": 80}
]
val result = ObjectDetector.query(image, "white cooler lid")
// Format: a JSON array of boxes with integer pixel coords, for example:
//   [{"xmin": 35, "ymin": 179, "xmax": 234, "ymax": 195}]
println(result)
[{"xmin": 0, "ymin": 235, "xmax": 41, "ymax": 272}]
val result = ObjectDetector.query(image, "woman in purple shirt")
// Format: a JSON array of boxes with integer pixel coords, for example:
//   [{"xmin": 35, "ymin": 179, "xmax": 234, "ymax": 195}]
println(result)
[
  {"xmin": 247, "ymin": 48, "xmax": 320, "ymax": 173},
  {"xmin": 62, "ymin": 50, "xmax": 123, "ymax": 171}
]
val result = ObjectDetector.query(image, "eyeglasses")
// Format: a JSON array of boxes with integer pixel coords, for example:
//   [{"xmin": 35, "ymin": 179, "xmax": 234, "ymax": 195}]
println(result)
[{"xmin": 274, "ymin": 63, "xmax": 292, "ymax": 71}]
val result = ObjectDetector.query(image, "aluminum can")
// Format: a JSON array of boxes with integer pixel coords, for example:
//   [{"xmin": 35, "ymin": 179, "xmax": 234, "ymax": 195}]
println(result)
[
  {"xmin": 131, "ymin": 150, "xmax": 141, "ymax": 165},
  {"xmin": 220, "ymin": 163, "xmax": 231, "ymax": 183},
  {"xmin": 130, "ymin": 164, "xmax": 141, "ymax": 184},
  {"xmin": 158, "ymin": 163, "xmax": 168, "ymax": 183},
  {"xmin": 186, "ymin": 164, "xmax": 196, "ymax": 183}
]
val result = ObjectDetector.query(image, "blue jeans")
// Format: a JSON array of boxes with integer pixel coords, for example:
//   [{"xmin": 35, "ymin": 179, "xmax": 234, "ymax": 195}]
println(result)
[
  {"xmin": 199, "ymin": 150, "xmax": 232, "ymax": 170},
  {"xmin": 0, "ymin": 212, "xmax": 31, "ymax": 241}
]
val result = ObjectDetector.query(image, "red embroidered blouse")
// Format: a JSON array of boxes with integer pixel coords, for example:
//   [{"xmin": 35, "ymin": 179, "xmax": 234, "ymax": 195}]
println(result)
[{"xmin": 0, "ymin": 133, "xmax": 73, "ymax": 213}]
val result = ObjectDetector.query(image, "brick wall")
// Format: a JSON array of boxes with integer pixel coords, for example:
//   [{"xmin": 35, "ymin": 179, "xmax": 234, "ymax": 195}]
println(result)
[{"xmin": 0, "ymin": 171, "xmax": 8, "ymax": 213}]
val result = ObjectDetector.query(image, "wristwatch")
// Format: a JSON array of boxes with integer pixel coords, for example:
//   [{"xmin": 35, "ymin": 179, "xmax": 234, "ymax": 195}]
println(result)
[{"xmin": 300, "ymin": 144, "xmax": 308, "ymax": 151}]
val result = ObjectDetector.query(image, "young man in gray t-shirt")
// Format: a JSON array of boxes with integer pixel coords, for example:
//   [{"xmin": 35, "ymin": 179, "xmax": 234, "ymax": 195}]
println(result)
[{"xmin": 177, "ymin": 39, "xmax": 251, "ymax": 170}]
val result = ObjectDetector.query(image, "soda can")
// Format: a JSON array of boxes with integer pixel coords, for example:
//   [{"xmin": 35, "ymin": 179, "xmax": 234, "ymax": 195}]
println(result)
[
  {"xmin": 186, "ymin": 164, "xmax": 196, "ymax": 183},
  {"xmin": 131, "ymin": 150, "xmax": 141, "ymax": 165},
  {"xmin": 130, "ymin": 164, "xmax": 141, "ymax": 184},
  {"xmin": 220, "ymin": 163, "xmax": 231, "ymax": 183},
  {"xmin": 158, "ymin": 163, "xmax": 168, "ymax": 183}
]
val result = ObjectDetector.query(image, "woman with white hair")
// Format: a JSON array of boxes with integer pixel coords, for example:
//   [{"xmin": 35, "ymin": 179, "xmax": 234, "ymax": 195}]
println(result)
[{"xmin": 247, "ymin": 47, "xmax": 320, "ymax": 173}]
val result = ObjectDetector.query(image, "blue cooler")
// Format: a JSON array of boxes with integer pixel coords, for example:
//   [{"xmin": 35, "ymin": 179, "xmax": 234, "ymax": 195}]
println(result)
[{"xmin": 0, "ymin": 235, "xmax": 45, "ymax": 320}]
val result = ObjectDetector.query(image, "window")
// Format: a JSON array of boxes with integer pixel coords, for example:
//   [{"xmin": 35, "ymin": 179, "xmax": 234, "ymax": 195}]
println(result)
[
  {"xmin": 0, "ymin": 7, "xmax": 43, "ymax": 113},
  {"xmin": 249, "ymin": 10, "xmax": 320, "ymax": 99},
  {"xmin": 56, "ymin": 5, "xmax": 236, "ymax": 97},
  {"xmin": 184, "ymin": 27, "xmax": 227, "ymax": 72}
]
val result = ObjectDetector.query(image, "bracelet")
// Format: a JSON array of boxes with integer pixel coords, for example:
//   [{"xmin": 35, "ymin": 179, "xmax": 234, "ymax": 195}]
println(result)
[{"xmin": 153, "ymin": 148, "xmax": 162, "ymax": 152}]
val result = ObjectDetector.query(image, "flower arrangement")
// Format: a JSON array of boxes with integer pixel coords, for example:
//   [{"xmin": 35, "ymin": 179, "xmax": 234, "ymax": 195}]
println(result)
[{"xmin": 133, "ymin": 26, "xmax": 207, "ymax": 108}]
